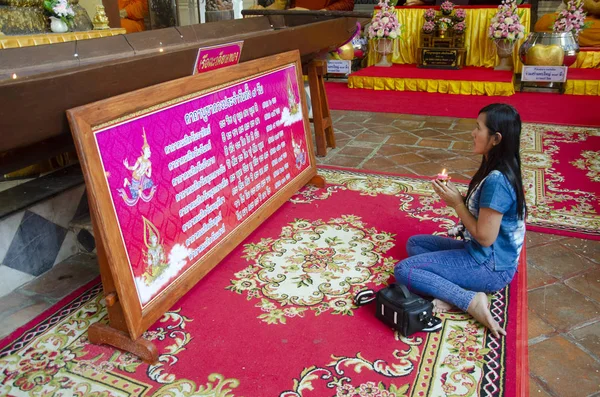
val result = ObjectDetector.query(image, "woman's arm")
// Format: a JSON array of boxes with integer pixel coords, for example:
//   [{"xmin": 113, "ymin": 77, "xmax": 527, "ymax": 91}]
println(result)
[
  {"xmin": 432, "ymin": 180, "xmax": 503, "ymax": 247},
  {"xmin": 453, "ymin": 202, "xmax": 502, "ymax": 247}
]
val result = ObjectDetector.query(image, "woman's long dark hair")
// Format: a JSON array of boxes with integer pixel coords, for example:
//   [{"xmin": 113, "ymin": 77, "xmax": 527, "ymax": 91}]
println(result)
[{"xmin": 466, "ymin": 103, "xmax": 526, "ymax": 219}]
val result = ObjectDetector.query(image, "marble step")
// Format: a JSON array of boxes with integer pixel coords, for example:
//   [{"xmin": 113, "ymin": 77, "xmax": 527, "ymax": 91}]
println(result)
[{"xmin": 0, "ymin": 164, "xmax": 84, "ymax": 221}]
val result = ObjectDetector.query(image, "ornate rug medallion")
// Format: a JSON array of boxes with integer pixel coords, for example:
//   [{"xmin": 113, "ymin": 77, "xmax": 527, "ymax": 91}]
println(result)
[
  {"xmin": 571, "ymin": 150, "xmax": 600, "ymax": 183},
  {"xmin": 227, "ymin": 216, "xmax": 397, "ymax": 324}
]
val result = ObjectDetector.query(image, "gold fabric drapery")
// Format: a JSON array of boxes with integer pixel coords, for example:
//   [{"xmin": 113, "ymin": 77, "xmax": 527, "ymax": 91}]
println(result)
[
  {"xmin": 572, "ymin": 51, "xmax": 600, "ymax": 68},
  {"xmin": 565, "ymin": 80, "xmax": 600, "ymax": 95},
  {"xmin": 367, "ymin": 6, "xmax": 531, "ymax": 73},
  {"xmin": 565, "ymin": 51, "xmax": 600, "ymax": 95},
  {"xmin": 348, "ymin": 75, "xmax": 514, "ymax": 95},
  {"xmin": 0, "ymin": 28, "xmax": 126, "ymax": 49}
]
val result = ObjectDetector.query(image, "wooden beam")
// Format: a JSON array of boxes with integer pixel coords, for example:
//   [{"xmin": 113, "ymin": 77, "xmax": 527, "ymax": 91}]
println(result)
[{"xmin": 102, "ymin": 0, "xmax": 122, "ymax": 28}]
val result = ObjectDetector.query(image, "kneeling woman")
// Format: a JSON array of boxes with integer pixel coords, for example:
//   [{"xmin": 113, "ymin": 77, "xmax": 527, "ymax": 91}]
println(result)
[{"xmin": 395, "ymin": 103, "xmax": 526, "ymax": 338}]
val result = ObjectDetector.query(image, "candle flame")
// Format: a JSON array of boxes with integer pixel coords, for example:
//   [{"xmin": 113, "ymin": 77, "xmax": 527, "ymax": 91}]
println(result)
[
  {"xmin": 11, "ymin": 73, "xmax": 17, "ymax": 79},
  {"xmin": 441, "ymin": 169, "xmax": 446, "ymax": 175}
]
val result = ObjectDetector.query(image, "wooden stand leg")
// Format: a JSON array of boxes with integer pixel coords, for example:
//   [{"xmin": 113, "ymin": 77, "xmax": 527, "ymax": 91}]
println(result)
[
  {"xmin": 309, "ymin": 175, "xmax": 326, "ymax": 188},
  {"xmin": 88, "ymin": 323, "xmax": 159, "ymax": 364},
  {"xmin": 88, "ymin": 208, "xmax": 158, "ymax": 364},
  {"xmin": 308, "ymin": 60, "xmax": 335, "ymax": 157}
]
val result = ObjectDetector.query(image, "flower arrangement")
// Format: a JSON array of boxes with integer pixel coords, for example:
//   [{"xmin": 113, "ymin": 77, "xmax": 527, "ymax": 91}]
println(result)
[
  {"xmin": 43, "ymin": 0, "xmax": 75, "ymax": 27},
  {"xmin": 368, "ymin": 0, "xmax": 402, "ymax": 40},
  {"xmin": 422, "ymin": 2, "xmax": 466, "ymax": 37},
  {"xmin": 553, "ymin": 0, "xmax": 588, "ymax": 38},
  {"xmin": 440, "ymin": 0, "xmax": 454, "ymax": 15},
  {"xmin": 424, "ymin": 8, "xmax": 436, "ymax": 21},
  {"xmin": 488, "ymin": 0, "xmax": 526, "ymax": 42},
  {"xmin": 422, "ymin": 20, "xmax": 436, "ymax": 34},
  {"xmin": 453, "ymin": 21, "xmax": 466, "ymax": 34},
  {"xmin": 438, "ymin": 16, "xmax": 453, "ymax": 32},
  {"xmin": 454, "ymin": 8, "xmax": 466, "ymax": 21}
]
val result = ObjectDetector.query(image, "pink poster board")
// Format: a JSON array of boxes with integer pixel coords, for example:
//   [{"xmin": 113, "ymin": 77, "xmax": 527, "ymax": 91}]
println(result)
[
  {"xmin": 93, "ymin": 64, "xmax": 310, "ymax": 308},
  {"xmin": 193, "ymin": 41, "xmax": 244, "ymax": 74}
]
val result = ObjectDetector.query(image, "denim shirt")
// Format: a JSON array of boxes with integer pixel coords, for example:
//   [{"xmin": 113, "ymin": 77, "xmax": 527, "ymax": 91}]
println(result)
[{"xmin": 463, "ymin": 170, "xmax": 525, "ymax": 271}]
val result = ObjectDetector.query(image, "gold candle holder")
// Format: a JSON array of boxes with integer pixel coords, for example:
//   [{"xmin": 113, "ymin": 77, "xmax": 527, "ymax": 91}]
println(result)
[{"xmin": 437, "ymin": 169, "xmax": 450, "ymax": 186}]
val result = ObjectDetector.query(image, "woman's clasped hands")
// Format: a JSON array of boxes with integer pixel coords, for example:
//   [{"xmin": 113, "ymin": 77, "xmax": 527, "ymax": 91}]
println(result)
[{"xmin": 432, "ymin": 179, "xmax": 464, "ymax": 209}]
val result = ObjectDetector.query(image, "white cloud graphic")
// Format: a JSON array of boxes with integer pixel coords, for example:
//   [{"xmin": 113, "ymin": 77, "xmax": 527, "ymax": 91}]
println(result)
[{"xmin": 281, "ymin": 107, "xmax": 303, "ymax": 127}]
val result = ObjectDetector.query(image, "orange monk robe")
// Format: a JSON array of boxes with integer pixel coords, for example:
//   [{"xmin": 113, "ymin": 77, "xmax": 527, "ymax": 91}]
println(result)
[
  {"xmin": 119, "ymin": 0, "xmax": 148, "ymax": 33},
  {"xmin": 535, "ymin": 13, "xmax": 600, "ymax": 47},
  {"xmin": 292, "ymin": 0, "xmax": 354, "ymax": 11}
]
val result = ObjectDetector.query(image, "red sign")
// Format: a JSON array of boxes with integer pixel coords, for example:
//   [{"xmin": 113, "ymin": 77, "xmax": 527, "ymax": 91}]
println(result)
[{"xmin": 193, "ymin": 41, "xmax": 244, "ymax": 74}]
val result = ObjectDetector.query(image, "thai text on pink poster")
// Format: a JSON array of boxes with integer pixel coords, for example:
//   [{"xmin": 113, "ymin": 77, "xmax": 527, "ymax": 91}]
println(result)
[{"xmin": 94, "ymin": 64, "xmax": 309, "ymax": 307}]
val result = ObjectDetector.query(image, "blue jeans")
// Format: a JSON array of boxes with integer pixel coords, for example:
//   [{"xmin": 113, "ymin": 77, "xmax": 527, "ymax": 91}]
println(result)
[{"xmin": 394, "ymin": 235, "xmax": 515, "ymax": 311}]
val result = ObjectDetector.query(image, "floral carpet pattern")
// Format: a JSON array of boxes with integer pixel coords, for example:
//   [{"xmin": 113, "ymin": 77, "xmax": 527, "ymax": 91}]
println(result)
[
  {"xmin": 0, "ymin": 168, "xmax": 523, "ymax": 396},
  {"xmin": 227, "ymin": 216, "xmax": 397, "ymax": 325},
  {"xmin": 520, "ymin": 124, "xmax": 600, "ymax": 239}
]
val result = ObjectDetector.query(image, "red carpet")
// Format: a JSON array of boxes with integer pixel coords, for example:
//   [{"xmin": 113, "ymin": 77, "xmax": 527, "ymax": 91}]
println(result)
[
  {"xmin": 350, "ymin": 65, "xmax": 514, "ymax": 82},
  {"xmin": 522, "ymin": 125, "xmax": 600, "ymax": 240},
  {"xmin": 568, "ymin": 67, "xmax": 600, "ymax": 80},
  {"xmin": 326, "ymin": 82, "xmax": 600, "ymax": 127},
  {"xmin": 0, "ymin": 167, "xmax": 528, "ymax": 397}
]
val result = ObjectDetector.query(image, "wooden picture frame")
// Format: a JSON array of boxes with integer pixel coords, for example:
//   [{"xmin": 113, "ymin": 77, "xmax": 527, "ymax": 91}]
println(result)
[{"xmin": 67, "ymin": 50, "xmax": 323, "ymax": 362}]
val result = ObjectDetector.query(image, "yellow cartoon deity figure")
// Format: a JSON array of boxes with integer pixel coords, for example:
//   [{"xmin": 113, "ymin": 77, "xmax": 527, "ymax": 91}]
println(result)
[
  {"xmin": 146, "ymin": 233, "xmax": 165, "ymax": 277},
  {"xmin": 287, "ymin": 74, "xmax": 299, "ymax": 115},
  {"xmin": 119, "ymin": 127, "xmax": 156, "ymax": 206},
  {"xmin": 142, "ymin": 216, "xmax": 167, "ymax": 283}
]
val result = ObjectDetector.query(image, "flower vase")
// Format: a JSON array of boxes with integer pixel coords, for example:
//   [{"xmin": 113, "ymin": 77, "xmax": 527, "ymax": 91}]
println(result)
[
  {"xmin": 375, "ymin": 38, "xmax": 393, "ymax": 67},
  {"xmin": 50, "ymin": 16, "xmax": 69, "ymax": 33},
  {"xmin": 495, "ymin": 40, "xmax": 515, "ymax": 71}
]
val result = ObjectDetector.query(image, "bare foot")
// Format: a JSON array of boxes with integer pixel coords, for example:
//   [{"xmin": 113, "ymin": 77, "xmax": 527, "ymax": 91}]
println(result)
[
  {"xmin": 432, "ymin": 299, "xmax": 454, "ymax": 313},
  {"xmin": 467, "ymin": 292, "xmax": 506, "ymax": 338}
]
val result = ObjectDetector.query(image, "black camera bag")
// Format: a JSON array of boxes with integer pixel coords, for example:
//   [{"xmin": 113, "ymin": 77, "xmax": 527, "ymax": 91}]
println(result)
[{"xmin": 355, "ymin": 283, "xmax": 441, "ymax": 337}]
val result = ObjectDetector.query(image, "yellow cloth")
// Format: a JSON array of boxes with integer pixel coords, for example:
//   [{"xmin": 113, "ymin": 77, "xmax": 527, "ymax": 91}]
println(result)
[
  {"xmin": 573, "ymin": 51, "xmax": 600, "ymax": 68},
  {"xmin": 565, "ymin": 79, "xmax": 600, "ymax": 95},
  {"xmin": 367, "ymin": 6, "xmax": 530, "ymax": 73},
  {"xmin": 348, "ymin": 75, "xmax": 515, "ymax": 95}
]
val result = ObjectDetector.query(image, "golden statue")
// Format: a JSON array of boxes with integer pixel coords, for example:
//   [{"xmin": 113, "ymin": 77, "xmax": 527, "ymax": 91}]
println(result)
[
  {"xmin": 92, "ymin": 4, "xmax": 110, "ymax": 30},
  {"xmin": 0, "ymin": 0, "xmax": 93, "ymax": 35}
]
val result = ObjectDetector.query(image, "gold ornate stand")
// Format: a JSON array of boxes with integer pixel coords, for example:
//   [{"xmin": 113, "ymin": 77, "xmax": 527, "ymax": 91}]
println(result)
[{"xmin": 0, "ymin": 28, "xmax": 126, "ymax": 49}]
